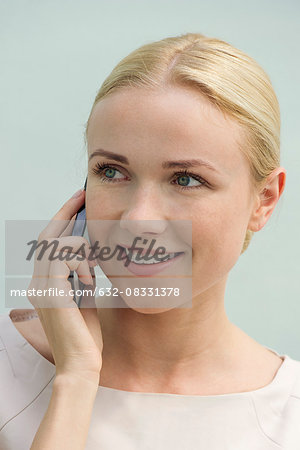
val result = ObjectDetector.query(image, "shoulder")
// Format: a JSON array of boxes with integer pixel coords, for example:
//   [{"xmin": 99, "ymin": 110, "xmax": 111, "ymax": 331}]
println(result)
[
  {"xmin": 0, "ymin": 311, "xmax": 55, "ymax": 373},
  {"xmin": 280, "ymin": 355, "xmax": 300, "ymax": 447},
  {"xmin": 287, "ymin": 355, "xmax": 300, "ymax": 398},
  {"xmin": 0, "ymin": 318, "xmax": 14, "ymax": 384},
  {"xmin": 2, "ymin": 310, "xmax": 54, "ymax": 364},
  {"xmin": 0, "ymin": 313, "xmax": 55, "ymax": 431},
  {"xmin": 240, "ymin": 352, "xmax": 300, "ymax": 448}
]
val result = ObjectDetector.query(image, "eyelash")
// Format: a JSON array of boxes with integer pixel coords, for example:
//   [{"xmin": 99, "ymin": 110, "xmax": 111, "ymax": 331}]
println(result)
[{"xmin": 91, "ymin": 162, "xmax": 208, "ymax": 191}]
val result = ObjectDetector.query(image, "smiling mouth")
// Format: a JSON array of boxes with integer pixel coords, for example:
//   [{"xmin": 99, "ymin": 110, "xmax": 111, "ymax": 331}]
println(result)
[{"xmin": 119, "ymin": 246, "xmax": 184, "ymax": 265}]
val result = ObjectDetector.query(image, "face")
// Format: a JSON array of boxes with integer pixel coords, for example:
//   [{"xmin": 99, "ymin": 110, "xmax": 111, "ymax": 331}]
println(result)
[{"xmin": 86, "ymin": 86, "xmax": 257, "ymax": 312}]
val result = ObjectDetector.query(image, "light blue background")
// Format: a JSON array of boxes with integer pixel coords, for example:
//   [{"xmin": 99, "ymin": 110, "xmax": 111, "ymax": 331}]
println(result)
[{"xmin": 1, "ymin": 1, "xmax": 299, "ymax": 357}]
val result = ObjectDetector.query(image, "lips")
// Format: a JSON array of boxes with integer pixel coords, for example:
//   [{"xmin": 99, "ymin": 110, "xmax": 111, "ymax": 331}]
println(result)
[
  {"xmin": 117, "ymin": 242, "xmax": 184, "ymax": 257},
  {"xmin": 123, "ymin": 251, "xmax": 185, "ymax": 277}
]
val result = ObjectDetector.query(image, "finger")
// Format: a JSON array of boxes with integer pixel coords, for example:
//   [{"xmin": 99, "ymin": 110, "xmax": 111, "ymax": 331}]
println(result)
[
  {"xmin": 48, "ymin": 253, "xmax": 93, "ymax": 287},
  {"xmin": 90, "ymin": 266, "xmax": 96, "ymax": 289},
  {"xmin": 79, "ymin": 267, "xmax": 103, "ymax": 352},
  {"xmin": 79, "ymin": 266, "xmax": 96, "ymax": 308},
  {"xmin": 31, "ymin": 255, "xmax": 92, "ymax": 308},
  {"xmin": 33, "ymin": 236, "xmax": 92, "ymax": 278},
  {"xmin": 38, "ymin": 190, "xmax": 85, "ymax": 241},
  {"xmin": 60, "ymin": 214, "xmax": 76, "ymax": 237}
]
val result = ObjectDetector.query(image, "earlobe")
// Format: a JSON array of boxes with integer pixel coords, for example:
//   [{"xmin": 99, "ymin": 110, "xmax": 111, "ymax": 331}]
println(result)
[{"xmin": 248, "ymin": 219, "xmax": 263, "ymax": 233}]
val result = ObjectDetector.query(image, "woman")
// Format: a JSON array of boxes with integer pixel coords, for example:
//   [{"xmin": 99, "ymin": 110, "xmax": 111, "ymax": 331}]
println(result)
[{"xmin": 1, "ymin": 32, "xmax": 299, "ymax": 449}]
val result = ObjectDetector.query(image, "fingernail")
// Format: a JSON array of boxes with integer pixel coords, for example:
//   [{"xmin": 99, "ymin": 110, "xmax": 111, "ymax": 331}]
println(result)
[{"xmin": 72, "ymin": 189, "xmax": 83, "ymax": 198}]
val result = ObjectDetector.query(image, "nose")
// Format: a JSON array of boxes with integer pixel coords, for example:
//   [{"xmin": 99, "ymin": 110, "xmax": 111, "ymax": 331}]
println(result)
[
  {"xmin": 120, "ymin": 218, "xmax": 167, "ymax": 239},
  {"xmin": 119, "ymin": 184, "xmax": 169, "ymax": 236}
]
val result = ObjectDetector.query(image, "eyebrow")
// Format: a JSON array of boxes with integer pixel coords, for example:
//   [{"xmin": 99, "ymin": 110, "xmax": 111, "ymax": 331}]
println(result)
[{"xmin": 89, "ymin": 149, "xmax": 221, "ymax": 173}]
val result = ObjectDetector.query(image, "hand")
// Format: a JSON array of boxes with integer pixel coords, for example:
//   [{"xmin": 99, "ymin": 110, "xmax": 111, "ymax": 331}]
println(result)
[{"xmin": 27, "ymin": 189, "xmax": 103, "ymax": 386}]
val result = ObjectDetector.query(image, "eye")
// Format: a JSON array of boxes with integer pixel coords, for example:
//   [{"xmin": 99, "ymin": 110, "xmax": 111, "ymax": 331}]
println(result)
[
  {"xmin": 91, "ymin": 162, "xmax": 208, "ymax": 190},
  {"xmin": 92, "ymin": 162, "xmax": 126, "ymax": 183},
  {"xmin": 171, "ymin": 170, "xmax": 207, "ymax": 191}
]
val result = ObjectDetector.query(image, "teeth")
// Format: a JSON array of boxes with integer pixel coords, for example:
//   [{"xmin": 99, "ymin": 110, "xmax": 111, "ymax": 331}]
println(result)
[{"xmin": 123, "ymin": 247, "xmax": 176, "ymax": 264}]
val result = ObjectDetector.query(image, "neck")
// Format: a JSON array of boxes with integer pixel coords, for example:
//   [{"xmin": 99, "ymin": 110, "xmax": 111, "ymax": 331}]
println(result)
[{"xmin": 97, "ymin": 285, "xmax": 256, "ymax": 392}]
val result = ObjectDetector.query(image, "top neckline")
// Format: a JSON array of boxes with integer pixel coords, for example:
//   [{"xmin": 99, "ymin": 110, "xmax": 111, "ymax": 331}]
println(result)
[{"xmin": 1, "ymin": 311, "xmax": 297, "ymax": 401}]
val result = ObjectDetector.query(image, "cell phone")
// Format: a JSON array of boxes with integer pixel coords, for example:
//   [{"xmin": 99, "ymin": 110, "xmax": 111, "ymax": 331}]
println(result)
[{"xmin": 68, "ymin": 177, "xmax": 87, "ymax": 308}]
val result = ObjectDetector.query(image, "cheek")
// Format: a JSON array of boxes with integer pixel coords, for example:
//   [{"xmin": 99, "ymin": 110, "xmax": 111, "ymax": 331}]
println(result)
[
  {"xmin": 86, "ymin": 189, "xmax": 117, "ymax": 220},
  {"xmin": 191, "ymin": 201, "xmax": 247, "ymax": 270}
]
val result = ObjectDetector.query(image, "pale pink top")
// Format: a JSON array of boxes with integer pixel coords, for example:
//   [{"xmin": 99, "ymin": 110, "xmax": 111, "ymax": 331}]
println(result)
[{"xmin": 0, "ymin": 312, "xmax": 300, "ymax": 450}]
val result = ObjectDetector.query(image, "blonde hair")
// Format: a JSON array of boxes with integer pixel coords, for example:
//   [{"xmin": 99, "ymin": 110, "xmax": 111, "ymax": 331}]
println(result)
[{"xmin": 84, "ymin": 32, "xmax": 281, "ymax": 254}]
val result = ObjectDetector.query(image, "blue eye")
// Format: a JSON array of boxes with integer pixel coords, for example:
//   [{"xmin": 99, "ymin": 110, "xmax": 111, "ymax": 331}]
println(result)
[
  {"xmin": 92, "ymin": 162, "xmax": 208, "ymax": 191},
  {"xmin": 172, "ymin": 172, "xmax": 206, "ymax": 190},
  {"xmin": 103, "ymin": 167, "xmax": 116, "ymax": 178},
  {"xmin": 92, "ymin": 163, "xmax": 125, "ymax": 183}
]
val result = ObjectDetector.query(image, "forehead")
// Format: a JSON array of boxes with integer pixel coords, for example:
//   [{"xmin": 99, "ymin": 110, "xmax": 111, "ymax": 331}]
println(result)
[{"xmin": 87, "ymin": 86, "xmax": 247, "ymax": 175}]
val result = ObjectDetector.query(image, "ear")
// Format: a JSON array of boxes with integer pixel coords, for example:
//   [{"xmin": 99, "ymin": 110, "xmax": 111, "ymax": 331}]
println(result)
[{"xmin": 247, "ymin": 167, "xmax": 286, "ymax": 232}]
